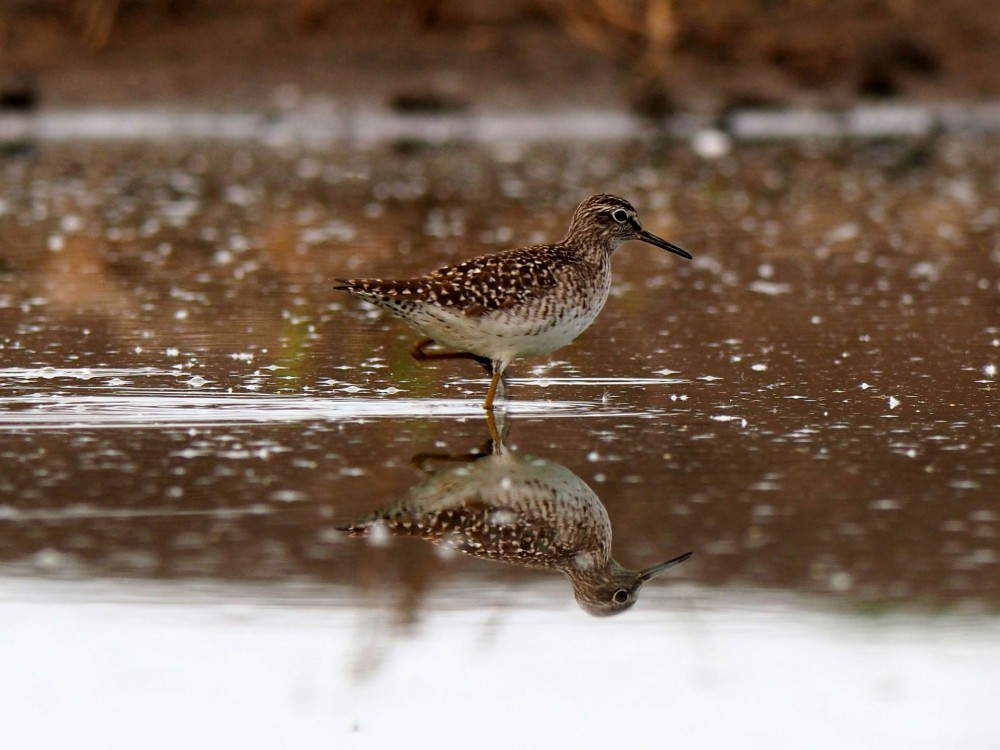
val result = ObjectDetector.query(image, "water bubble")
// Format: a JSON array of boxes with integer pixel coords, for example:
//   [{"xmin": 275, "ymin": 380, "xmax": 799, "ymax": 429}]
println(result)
[
  {"xmin": 363, "ymin": 202, "xmax": 385, "ymax": 219},
  {"xmin": 270, "ymin": 490, "xmax": 306, "ymax": 503},
  {"xmin": 60, "ymin": 214, "xmax": 84, "ymax": 233},
  {"xmin": 33, "ymin": 548, "xmax": 75, "ymax": 572},
  {"xmin": 829, "ymin": 571, "xmax": 854, "ymax": 592},
  {"xmin": 691, "ymin": 129, "xmax": 731, "ymax": 159},
  {"xmin": 749, "ymin": 280, "xmax": 791, "ymax": 296},
  {"xmin": 910, "ymin": 261, "xmax": 939, "ymax": 280},
  {"xmin": 826, "ymin": 223, "xmax": 860, "ymax": 244},
  {"xmin": 871, "ymin": 498, "xmax": 902, "ymax": 510},
  {"xmin": 366, "ymin": 522, "xmax": 391, "ymax": 547}
]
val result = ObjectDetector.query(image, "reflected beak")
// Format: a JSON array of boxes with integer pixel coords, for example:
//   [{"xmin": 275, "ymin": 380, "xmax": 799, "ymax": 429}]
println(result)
[
  {"xmin": 637, "ymin": 229, "xmax": 692, "ymax": 260},
  {"xmin": 639, "ymin": 551, "xmax": 693, "ymax": 582}
]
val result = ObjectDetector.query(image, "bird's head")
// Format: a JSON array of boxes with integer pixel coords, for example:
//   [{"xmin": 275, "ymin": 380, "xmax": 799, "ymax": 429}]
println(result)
[
  {"xmin": 564, "ymin": 194, "xmax": 691, "ymax": 259},
  {"xmin": 570, "ymin": 551, "xmax": 693, "ymax": 617}
]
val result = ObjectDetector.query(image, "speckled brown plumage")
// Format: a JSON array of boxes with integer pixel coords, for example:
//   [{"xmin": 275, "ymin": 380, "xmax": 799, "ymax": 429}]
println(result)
[
  {"xmin": 339, "ymin": 436, "xmax": 692, "ymax": 617},
  {"xmin": 336, "ymin": 244, "xmax": 586, "ymax": 317},
  {"xmin": 334, "ymin": 194, "xmax": 691, "ymax": 409}
]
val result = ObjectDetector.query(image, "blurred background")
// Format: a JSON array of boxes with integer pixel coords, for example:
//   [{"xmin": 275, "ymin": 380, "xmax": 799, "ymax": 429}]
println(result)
[
  {"xmin": 1, "ymin": 2, "xmax": 999, "ymax": 749},
  {"xmin": 2, "ymin": 0, "xmax": 999, "ymax": 112}
]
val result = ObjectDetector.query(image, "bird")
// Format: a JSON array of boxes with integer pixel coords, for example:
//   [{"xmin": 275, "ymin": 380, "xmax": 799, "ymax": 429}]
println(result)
[
  {"xmin": 339, "ymin": 423, "xmax": 692, "ymax": 617},
  {"xmin": 334, "ymin": 194, "xmax": 691, "ymax": 409}
]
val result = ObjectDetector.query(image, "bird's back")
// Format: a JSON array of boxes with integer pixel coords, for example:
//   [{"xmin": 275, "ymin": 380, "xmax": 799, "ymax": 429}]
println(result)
[
  {"xmin": 336, "ymin": 243, "xmax": 600, "ymax": 313},
  {"xmin": 335, "ymin": 244, "xmax": 611, "ymax": 358}
]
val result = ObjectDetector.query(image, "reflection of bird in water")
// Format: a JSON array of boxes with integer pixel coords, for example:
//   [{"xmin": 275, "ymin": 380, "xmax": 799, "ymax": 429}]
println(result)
[
  {"xmin": 334, "ymin": 194, "xmax": 690, "ymax": 409},
  {"xmin": 339, "ymin": 421, "xmax": 691, "ymax": 616}
]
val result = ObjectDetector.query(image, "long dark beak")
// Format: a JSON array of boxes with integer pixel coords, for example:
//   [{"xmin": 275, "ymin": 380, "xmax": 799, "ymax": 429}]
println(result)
[
  {"xmin": 638, "ymin": 229, "xmax": 692, "ymax": 260},
  {"xmin": 639, "ymin": 551, "xmax": 693, "ymax": 582}
]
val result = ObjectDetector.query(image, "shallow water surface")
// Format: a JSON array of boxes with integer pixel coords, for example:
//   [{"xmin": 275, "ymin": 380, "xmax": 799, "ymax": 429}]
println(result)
[{"xmin": 0, "ymin": 137, "xmax": 998, "ymax": 747}]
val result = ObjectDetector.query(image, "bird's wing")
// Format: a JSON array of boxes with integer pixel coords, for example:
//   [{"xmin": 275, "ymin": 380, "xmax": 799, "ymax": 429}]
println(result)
[
  {"xmin": 334, "ymin": 245, "xmax": 582, "ymax": 316},
  {"xmin": 426, "ymin": 245, "xmax": 578, "ymax": 316}
]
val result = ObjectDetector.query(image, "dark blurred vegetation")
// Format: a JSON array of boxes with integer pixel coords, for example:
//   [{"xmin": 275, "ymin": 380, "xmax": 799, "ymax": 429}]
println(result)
[{"xmin": 0, "ymin": 1, "xmax": 998, "ymax": 109}]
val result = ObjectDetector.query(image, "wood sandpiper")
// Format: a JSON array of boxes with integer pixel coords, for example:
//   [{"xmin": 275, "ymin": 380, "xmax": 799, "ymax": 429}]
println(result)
[
  {"xmin": 335, "ymin": 194, "xmax": 691, "ymax": 409},
  {"xmin": 339, "ymin": 422, "xmax": 692, "ymax": 616}
]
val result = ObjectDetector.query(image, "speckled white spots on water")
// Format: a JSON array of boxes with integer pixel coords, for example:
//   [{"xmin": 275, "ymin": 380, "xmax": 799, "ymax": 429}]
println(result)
[
  {"xmin": 950, "ymin": 479, "xmax": 981, "ymax": 490},
  {"xmin": 270, "ymin": 490, "xmax": 306, "ymax": 503},
  {"xmin": 748, "ymin": 280, "xmax": 791, "ymax": 295},
  {"xmin": 871, "ymin": 499, "xmax": 902, "ymax": 511},
  {"xmin": 0, "ymin": 135, "xmax": 995, "ymax": 658},
  {"xmin": 711, "ymin": 415, "xmax": 747, "ymax": 428}
]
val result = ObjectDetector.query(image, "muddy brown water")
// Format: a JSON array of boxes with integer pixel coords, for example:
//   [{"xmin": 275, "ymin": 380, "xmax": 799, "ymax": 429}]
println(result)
[{"xmin": 0, "ymin": 135, "xmax": 997, "ymax": 746}]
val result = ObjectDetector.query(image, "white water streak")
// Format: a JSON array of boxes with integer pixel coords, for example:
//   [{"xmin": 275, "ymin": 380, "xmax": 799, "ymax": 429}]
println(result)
[{"xmin": 0, "ymin": 393, "xmax": 662, "ymax": 430}]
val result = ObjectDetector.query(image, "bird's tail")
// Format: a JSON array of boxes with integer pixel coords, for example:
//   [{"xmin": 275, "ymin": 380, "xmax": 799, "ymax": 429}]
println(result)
[{"xmin": 332, "ymin": 278, "xmax": 360, "ymax": 291}]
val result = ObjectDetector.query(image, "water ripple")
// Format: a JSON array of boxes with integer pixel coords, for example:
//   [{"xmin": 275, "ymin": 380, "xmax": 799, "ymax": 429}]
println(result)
[{"xmin": 0, "ymin": 391, "xmax": 665, "ymax": 430}]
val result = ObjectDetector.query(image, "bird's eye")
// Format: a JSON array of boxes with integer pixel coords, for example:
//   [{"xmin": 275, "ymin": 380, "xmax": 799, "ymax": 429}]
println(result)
[
  {"xmin": 613, "ymin": 589, "xmax": 629, "ymax": 604},
  {"xmin": 611, "ymin": 209, "xmax": 629, "ymax": 223}
]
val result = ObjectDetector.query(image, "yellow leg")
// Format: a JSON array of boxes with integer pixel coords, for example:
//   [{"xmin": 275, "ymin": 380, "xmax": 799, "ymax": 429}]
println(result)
[
  {"xmin": 483, "ymin": 367, "xmax": 502, "ymax": 410},
  {"xmin": 486, "ymin": 409, "xmax": 501, "ymax": 449}
]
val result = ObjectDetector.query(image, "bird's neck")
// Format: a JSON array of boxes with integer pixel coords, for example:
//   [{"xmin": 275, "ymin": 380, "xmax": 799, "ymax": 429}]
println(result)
[
  {"xmin": 562, "ymin": 237, "xmax": 618, "ymax": 268},
  {"xmin": 563, "ymin": 548, "xmax": 615, "ymax": 578}
]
